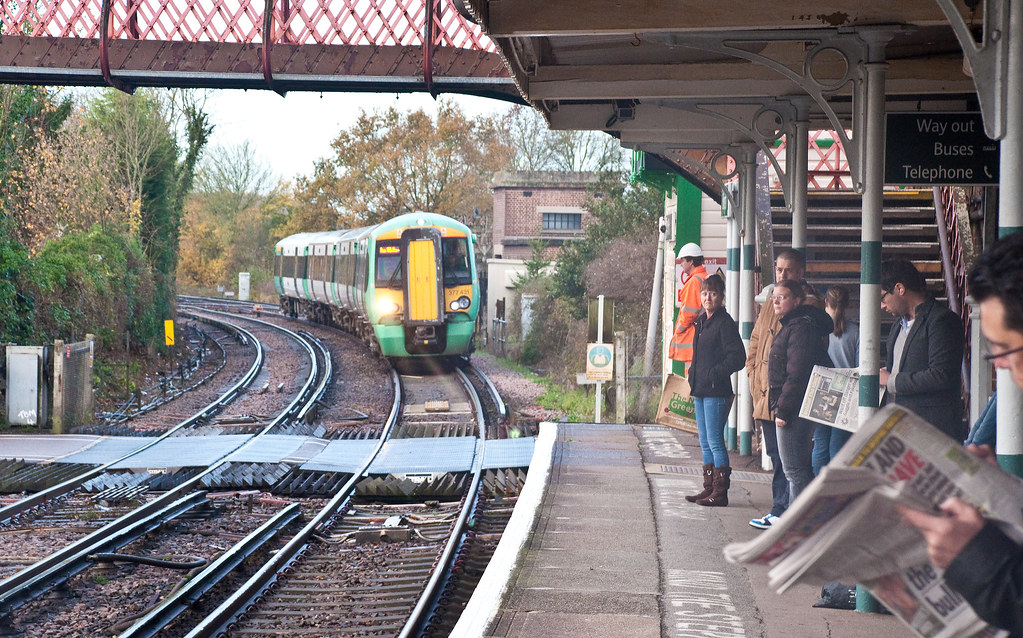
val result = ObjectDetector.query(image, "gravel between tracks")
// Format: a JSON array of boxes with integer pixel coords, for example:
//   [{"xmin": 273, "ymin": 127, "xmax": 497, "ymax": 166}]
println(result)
[{"xmin": 470, "ymin": 352, "xmax": 567, "ymax": 423}]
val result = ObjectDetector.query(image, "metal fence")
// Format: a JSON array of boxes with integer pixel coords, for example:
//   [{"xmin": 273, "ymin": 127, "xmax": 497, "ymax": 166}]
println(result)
[
  {"xmin": 51, "ymin": 336, "xmax": 95, "ymax": 433},
  {"xmin": 611, "ymin": 331, "xmax": 663, "ymax": 424},
  {"xmin": 490, "ymin": 318, "xmax": 508, "ymax": 357}
]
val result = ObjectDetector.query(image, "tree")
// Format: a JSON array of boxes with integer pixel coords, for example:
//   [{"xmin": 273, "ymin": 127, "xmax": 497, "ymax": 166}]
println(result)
[
  {"xmin": 179, "ymin": 141, "xmax": 289, "ymax": 291},
  {"xmin": 87, "ymin": 89, "xmax": 212, "ymax": 321},
  {"xmin": 7, "ymin": 112, "xmax": 132, "ymax": 253},
  {"xmin": 87, "ymin": 90, "xmax": 170, "ymax": 207},
  {"xmin": 0, "ymin": 216, "xmax": 35, "ymax": 343},
  {"xmin": 504, "ymin": 105, "xmax": 624, "ymax": 172},
  {"xmin": 288, "ymin": 100, "xmax": 514, "ymax": 242},
  {"xmin": 0, "ymin": 86, "xmax": 73, "ymax": 248},
  {"xmin": 551, "ymin": 173, "xmax": 664, "ymax": 316}
]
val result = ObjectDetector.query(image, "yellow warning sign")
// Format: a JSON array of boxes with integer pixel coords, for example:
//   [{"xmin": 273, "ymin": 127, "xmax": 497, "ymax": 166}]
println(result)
[{"xmin": 164, "ymin": 320, "xmax": 175, "ymax": 346}]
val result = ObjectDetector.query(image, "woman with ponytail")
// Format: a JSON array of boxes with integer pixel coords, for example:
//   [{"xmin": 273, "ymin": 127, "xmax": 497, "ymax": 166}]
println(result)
[{"xmin": 811, "ymin": 285, "xmax": 860, "ymax": 474}]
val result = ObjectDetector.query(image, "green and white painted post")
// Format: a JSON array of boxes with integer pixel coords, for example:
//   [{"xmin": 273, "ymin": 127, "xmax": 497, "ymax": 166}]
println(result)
[
  {"xmin": 996, "ymin": 1, "xmax": 1023, "ymax": 477},
  {"xmin": 738, "ymin": 146, "xmax": 758, "ymax": 456},
  {"xmin": 855, "ymin": 31, "xmax": 890, "ymax": 614},
  {"xmin": 727, "ymin": 201, "xmax": 741, "ymax": 450}
]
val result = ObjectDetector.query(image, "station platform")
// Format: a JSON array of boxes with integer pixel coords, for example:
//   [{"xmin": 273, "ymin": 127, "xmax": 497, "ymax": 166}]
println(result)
[{"xmin": 455, "ymin": 421, "xmax": 912, "ymax": 638}]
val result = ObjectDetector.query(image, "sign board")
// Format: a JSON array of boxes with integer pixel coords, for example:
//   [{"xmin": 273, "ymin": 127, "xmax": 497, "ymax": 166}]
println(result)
[
  {"xmin": 586, "ymin": 343, "xmax": 614, "ymax": 381},
  {"xmin": 674, "ymin": 259, "xmax": 727, "ymax": 307},
  {"xmin": 164, "ymin": 320, "xmax": 175, "ymax": 347},
  {"xmin": 885, "ymin": 112, "xmax": 999, "ymax": 185}
]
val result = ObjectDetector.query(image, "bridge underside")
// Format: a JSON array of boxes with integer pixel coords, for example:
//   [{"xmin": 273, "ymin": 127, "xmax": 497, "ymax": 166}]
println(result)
[{"xmin": 0, "ymin": 38, "xmax": 519, "ymax": 99}]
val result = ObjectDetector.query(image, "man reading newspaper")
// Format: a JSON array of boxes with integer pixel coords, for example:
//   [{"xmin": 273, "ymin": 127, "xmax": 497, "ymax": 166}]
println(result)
[
  {"xmin": 724, "ymin": 404, "xmax": 1023, "ymax": 638},
  {"xmin": 900, "ymin": 232, "xmax": 1023, "ymax": 635}
]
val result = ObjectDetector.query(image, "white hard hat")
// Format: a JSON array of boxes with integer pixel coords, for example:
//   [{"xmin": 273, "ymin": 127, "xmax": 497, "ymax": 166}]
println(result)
[{"xmin": 676, "ymin": 242, "xmax": 703, "ymax": 259}]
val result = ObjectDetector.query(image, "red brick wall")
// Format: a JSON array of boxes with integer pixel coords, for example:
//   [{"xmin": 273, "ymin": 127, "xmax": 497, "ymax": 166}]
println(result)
[{"xmin": 492, "ymin": 172, "xmax": 599, "ymax": 261}]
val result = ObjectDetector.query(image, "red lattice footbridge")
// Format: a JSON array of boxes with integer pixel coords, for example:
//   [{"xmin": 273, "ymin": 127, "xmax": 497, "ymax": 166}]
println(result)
[{"xmin": 0, "ymin": 0, "xmax": 517, "ymax": 99}]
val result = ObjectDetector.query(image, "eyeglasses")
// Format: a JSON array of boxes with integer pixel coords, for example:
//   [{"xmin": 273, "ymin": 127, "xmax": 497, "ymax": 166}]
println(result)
[
  {"xmin": 880, "ymin": 290, "xmax": 891, "ymax": 302},
  {"xmin": 984, "ymin": 343, "xmax": 1023, "ymax": 362},
  {"xmin": 771, "ymin": 294, "xmax": 792, "ymax": 302}
]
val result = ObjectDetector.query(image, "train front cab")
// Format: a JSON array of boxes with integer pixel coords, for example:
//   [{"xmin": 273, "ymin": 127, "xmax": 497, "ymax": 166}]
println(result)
[{"xmin": 370, "ymin": 227, "xmax": 477, "ymax": 357}]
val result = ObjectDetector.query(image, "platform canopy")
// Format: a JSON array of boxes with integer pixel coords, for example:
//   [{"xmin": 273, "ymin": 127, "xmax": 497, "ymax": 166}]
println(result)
[{"xmin": 462, "ymin": 1, "xmax": 987, "ymax": 198}]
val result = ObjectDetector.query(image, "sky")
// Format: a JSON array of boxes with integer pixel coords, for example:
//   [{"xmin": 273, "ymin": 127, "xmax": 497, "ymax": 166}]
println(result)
[{"xmin": 201, "ymin": 89, "xmax": 515, "ymax": 183}]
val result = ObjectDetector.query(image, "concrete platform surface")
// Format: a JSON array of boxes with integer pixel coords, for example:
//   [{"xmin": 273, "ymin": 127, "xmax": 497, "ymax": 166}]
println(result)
[{"xmin": 455, "ymin": 422, "xmax": 913, "ymax": 638}]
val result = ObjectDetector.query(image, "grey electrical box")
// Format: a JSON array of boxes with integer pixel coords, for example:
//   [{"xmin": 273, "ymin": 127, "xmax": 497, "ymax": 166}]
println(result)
[
  {"xmin": 238, "ymin": 272, "xmax": 250, "ymax": 301},
  {"xmin": 5, "ymin": 346, "xmax": 49, "ymax": 426}
]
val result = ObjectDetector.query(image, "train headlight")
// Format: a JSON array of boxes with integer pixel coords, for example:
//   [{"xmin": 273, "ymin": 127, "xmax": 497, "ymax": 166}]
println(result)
[
  {"xmin": 376, "ymin": 298, "xmax": 400, "ymax": 315},
  {"xmin": 449, "ymin": 296, "xmax": 471, "ymax": 311}
]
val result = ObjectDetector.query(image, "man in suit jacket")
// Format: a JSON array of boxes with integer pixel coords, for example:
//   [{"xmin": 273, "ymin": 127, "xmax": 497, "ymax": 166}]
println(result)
[{"xmin": 878, "ymin": 258, "xmax": 966, "ymax": 440}]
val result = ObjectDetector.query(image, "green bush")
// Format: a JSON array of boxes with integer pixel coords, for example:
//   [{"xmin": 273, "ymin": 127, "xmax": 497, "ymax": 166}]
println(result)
[{"xmin": 21, "ymin": 226, "xmax": 159, "ymax": 349}]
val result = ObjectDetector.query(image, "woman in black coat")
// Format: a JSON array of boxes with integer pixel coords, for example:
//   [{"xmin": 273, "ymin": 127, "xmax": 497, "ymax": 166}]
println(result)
[
  {"xmin": 685, "ymin": 274, "xmax": 746, "ymax": 507},
  {"xmin": 768, "ymin": 279, "xmax": 834, "ymax": 505}
]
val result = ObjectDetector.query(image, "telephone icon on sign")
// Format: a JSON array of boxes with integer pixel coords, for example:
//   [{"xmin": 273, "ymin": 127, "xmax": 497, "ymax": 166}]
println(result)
[{"xmin": 984, "ymin": 165, "xmax": 994, "ymax": 179}]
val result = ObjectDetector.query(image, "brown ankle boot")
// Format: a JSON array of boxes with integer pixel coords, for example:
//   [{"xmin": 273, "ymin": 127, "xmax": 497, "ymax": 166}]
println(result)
[
  {"xmin": 697, "ymin": 466, "xmax": 731, "ymax": 507},
  {"xmin": 686, "ymin": 463, "xmax": 714, "ymax": 502}
]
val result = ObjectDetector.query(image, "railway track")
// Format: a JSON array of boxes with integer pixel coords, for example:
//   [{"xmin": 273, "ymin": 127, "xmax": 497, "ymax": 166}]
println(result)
[
  {"xmin": 0, "ymin": 313, "xmax": 332, "ymax": 629},
  {"xmin": 0, "ymin": 297, "xmax": 533, "ymax": 637},
  {"xmin": 173, "ymin": 365, "xmax": 495, "ymax": 638}
]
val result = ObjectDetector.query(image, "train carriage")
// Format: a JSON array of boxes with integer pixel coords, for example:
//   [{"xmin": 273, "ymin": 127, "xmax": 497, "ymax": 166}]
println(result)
[{"xmin": 274, "ymin": 212, "xmax": 479, "ymax": 359}]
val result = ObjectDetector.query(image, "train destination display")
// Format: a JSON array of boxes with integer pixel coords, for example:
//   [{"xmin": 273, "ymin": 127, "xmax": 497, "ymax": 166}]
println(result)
[{"xmin": 884, "ymin": 112, "xmax": 999, "ymax": 186}]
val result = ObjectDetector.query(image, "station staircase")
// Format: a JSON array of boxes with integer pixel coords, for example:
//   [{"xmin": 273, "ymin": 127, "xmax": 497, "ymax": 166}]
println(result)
[{"xmin": 768, "ymin": 188, "xmax": 960, "ymax": 368}]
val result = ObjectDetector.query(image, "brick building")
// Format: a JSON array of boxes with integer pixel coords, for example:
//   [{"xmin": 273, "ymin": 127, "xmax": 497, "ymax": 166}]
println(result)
[{"xmin": 486, "ymin": 171, "xmax": 599, "ymax": 324}]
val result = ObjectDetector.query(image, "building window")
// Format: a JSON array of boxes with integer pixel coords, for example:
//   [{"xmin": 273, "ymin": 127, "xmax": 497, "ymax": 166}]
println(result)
[{"xmin": 542, "ymin": 212, "xmax": 582, "ymax": 230}]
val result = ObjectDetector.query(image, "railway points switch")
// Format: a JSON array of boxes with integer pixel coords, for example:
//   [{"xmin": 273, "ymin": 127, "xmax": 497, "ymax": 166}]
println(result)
[{"xmin": 353, "ymin": 515, "xmax": 411, "ymax": 543}]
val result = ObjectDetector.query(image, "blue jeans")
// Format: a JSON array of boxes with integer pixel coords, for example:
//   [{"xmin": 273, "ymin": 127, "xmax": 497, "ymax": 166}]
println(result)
[
  {"xmin": 759, "ymin": 419, "xmax": 788, "ymax": 517},
  {"xmin": 812, "ymin": 424, "xmax": 830, "ymax": 476},
  {"xmin": 694, "ymin": 396, "xmax": 731, "ymax": 467},
  {"xmin": 812, "ymin": 424, "xmax": 854, "ymax": 476},
  {"xmin": 777, "ymin": 416, "xmax": 814, "ymax": 505},
  {"xmin": 830, "ymin": 427, "xmax": 852, "ymax": 459}
]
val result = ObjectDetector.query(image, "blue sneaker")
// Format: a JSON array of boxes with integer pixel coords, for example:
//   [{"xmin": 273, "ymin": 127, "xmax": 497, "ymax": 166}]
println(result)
[{"xmin": 749, "ymin": 513, "xmax": 778, "ymax": 530}]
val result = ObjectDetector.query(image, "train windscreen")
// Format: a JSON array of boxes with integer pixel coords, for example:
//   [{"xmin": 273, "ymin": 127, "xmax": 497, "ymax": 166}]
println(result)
[
  {"xmin": 442, "ymin": 238, "xmax": 471, "ymax": 286},
  {"xmin": 375, "ymin": 241, "xmax": 402, "ymax": 288}
]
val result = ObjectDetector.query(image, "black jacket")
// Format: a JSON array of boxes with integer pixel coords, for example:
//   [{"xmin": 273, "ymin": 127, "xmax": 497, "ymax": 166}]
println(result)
[
  {"xmin": 884, "ymin": 297, "xmax": 966, "ymax": 440},
  {"xmin": 688, "ymin": 310, "xmax": 746, "ymax": 398},
  {"xmin": 946, "ymin": 522, "xmax": 1023, "ymax": 634},
  {"xmin": 768, "ymin": 304, "xmax": 834, "ymax": 422}
]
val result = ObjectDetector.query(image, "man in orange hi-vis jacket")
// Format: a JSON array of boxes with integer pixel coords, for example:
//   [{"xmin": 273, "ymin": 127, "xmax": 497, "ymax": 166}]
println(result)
[{"xmin": 668, "ymin": 242, "xmax": 708, "ymax": 375}]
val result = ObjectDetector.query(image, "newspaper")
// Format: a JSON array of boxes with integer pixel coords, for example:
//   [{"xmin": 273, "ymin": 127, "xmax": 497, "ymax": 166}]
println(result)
[
  {"xmin": 724, "ymin": 404, "xmax": 1023, "ymax": 638},
  {"xmin": 798, "ymin": 365, "xmax": 860, "ymax": 432}
]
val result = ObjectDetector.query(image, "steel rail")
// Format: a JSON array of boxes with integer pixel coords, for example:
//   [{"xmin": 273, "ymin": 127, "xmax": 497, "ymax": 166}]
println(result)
[
  {"xmin": 102, "ymin": 323, "xmax": 221, "ymax": 424},
  {"xmin": 117, "ymin": 502, "xmax": 304, "ymax": 638},
  {"xmin": 176, "ymin": 295, "xmax": 280, "ymax": 313},
  {"xmin": 0, "ymin": 321, "xmax": 328, "ymax": 621},
  {"xmin": 0, "ymin": 491, "xmax": 209, "ymax": 618},
  {"xmin": 0, "ymin": 316, "xmax": 264, "ymax": 527},
  {"xmin": 468, "ymin": 362, "xmax": 508, "ymax": 421},
  {"xmin": 179, "ymin": 307, "xmax": 323, "ymax": 431},
  {"xmin": 397, "ymin": 366, "xmax": 488, "ymax": 638},
  {"xmin": 181, "ymin": 367, "xmax": 404, "ymax": 638}
]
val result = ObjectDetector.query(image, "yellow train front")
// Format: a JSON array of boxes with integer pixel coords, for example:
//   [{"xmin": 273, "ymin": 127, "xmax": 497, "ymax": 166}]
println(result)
[{"xmin": 274, "ymin": 212, "xmax": 479, "ymax": 358}]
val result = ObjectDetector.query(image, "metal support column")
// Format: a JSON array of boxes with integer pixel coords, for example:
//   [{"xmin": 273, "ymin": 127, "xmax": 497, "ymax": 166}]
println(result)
[
  {"xmin": 997, "ymin": 0, "xmax": 1023, "ymax": 476},
  {"xmin": 642, "ymin": 216, "xmax": 666, "ymax": 415},
  {"xmin": 854, "ymin": 31, "xmax": 889, "ymax": 614},
  {"xmin": 790, "ymin": 100, "xmax": 810, "ymax": 253},
  {"xmin": 738, "ymin": 147, "xmax": 758, "ymax": 456},
  {"xmin": 727, "ymin": 208, "xmax": 741, "ymax": 450}
]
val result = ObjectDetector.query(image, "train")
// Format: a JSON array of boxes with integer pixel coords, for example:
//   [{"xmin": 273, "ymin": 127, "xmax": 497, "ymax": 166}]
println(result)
[{"xmin": 274, "ymin": 212, "xmax": 480, "ymax": 359}]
